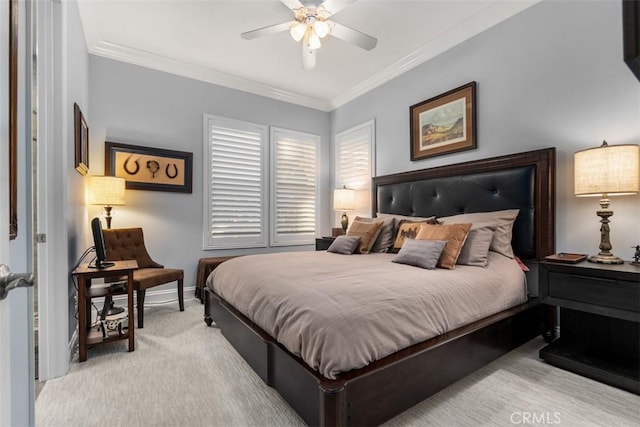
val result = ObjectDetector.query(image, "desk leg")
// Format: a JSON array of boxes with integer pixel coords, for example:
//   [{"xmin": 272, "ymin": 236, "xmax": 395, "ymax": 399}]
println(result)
[
  {"xmin": 78, "ymin": 276, "xmax": 87, "ymax": 362},
  {"xmin": 127, "ymin": 271, "xmax": 135, "ymax": 352}
]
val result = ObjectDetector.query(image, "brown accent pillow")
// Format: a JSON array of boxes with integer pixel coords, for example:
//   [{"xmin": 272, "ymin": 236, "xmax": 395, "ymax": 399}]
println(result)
[
  {"xmin": 391, "ymin": 219, "xmax": 438, "ymax": 253},
  {"xmin": 376, "ymin": 213, "xmax": 437, "ymax": 235},
  {"xmin": 416, "ymin": 223, "xmax": 472, "ymax": 269},
  {"xmin": 355, "ymin": 216, "xmax": 395, "ymax": 253},
  {"xmin": 347, "ymin": 219, "xmax": 383, "ymax": 254}
]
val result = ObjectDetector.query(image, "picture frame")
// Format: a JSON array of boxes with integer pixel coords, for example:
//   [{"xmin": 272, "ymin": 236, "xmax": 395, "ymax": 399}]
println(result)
[
  {"xmin": 74, "ymin": 103, "xmax": 89, "ymax": 175},
  {"xmin": 410, "ymin": 82, "xmax": 477, "ymax": 161},
  {"xmin": 623, "ymin": 0, "xmax": 640, "ymax": 81},
  {"xmin": 9, "ymin": 0, "xmax": 18, "ymax": 239},
  {"xmin": 105, "ymin": 141, "xmax": 193, "ymax": 193}
]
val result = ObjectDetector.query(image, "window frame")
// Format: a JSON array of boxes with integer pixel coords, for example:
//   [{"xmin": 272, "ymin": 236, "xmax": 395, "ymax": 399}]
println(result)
[
  {"xmin": 269, "ymin": 127, "xmax": 321, "ymax": 247},
  {"xmin": 202, "ymin": 113, "xmax": 269, "ymax": 250},
  {"xmin": 334, "ymin": 120, "xmax": 376, "ymax": 221}
]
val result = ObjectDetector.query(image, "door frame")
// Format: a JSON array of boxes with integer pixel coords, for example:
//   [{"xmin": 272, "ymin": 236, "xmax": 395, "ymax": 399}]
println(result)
[
  {"xmin": 1, "ymin": 0, "xmax": 35, "ymax": 425},
  {"xmin": 36, "ymin": 0, "xmax": 70, "ymax": 382}
]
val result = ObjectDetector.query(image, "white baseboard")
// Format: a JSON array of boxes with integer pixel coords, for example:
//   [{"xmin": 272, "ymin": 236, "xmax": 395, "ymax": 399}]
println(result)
[
  {"xmin": 68, "ymin": 329, "xmax": 78, "ymax": 364},
  {"xmin": 94, "ymin": 285, "xmax": 196, "ymax": 308}
]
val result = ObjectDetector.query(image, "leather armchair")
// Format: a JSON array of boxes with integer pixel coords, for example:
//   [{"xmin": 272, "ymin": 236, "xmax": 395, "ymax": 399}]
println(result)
[{"xmin": 103, "ymin": 227, "xmax": 184, "ymax": 328}]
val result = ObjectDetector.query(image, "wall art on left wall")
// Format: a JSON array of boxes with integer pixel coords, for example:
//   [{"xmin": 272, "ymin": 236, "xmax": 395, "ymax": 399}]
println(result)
[
  {"xmin": 105, "ymin": 141, "xmax": 193, "ymax": 193},
  {"xmin": 74, "ymin": 103, "xmax": 89, "ymax": 175},
  {"xmin": 8, "ymin": 0, "xmax": 18, "ymax": 239}
]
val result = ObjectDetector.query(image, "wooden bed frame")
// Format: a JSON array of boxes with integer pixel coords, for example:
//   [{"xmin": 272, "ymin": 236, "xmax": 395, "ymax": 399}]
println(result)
[{"xmin": 204, "ymin": 148, "xmax": 556, "ymax": 426}]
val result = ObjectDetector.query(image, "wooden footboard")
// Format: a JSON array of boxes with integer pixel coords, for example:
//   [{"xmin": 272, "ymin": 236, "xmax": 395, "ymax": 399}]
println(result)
[{"xmin": 205, "ymin": 287, "xmax": 542, "ymax": 426}]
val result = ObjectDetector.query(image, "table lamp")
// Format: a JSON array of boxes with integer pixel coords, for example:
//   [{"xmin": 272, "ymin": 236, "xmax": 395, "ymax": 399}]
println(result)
[
  {"xmin": 333, "ymin": 186, "xmax": 355, "ymax": 233},
  {"xmin": 574, "ymin": 141, "xmax": 639, "ymax": 264},
  {"xmin": 88, "ymin": 176, "xmax": 126, "ymax": 229}
]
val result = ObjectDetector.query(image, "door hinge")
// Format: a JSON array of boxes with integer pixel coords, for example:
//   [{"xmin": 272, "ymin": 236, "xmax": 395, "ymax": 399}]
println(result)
[{"xmin": 36, "ymin": 233, "xmax": 46, "ymax": 243}]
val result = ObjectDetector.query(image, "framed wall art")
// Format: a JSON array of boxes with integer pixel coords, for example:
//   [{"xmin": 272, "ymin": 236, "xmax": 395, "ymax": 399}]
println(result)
[
  {"xmin": 410, "ymin": 81, "xmax": 477, "ymax": 161},
  {"xmin": 74, "ymin": 103, "xmax": 89, "ymax": 175},
  {"xmin": 105, "ymin": 141, "xmax": 193, "ymax": 193},
  {"xmin": 8, "ymin": 0, "xmax": 18, "ymax": 239},
  {"xmin": 623, "ymin": 0, "xmax": 640, "ymax": 81}
]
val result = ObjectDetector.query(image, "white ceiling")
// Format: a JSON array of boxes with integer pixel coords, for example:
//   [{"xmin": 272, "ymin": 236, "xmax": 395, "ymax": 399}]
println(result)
[{"xmin": 77, "ymin": 0, "xmax": 540, "ymax": 111}]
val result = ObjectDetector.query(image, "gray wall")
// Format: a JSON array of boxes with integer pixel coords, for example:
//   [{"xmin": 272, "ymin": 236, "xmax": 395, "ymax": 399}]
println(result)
[
  {"xmin": 88, "ymin": 57, "xmax": 331, "ymax": 290},
  {"xmin": 331, "ymin": 0, "xmax": 640, "ymax": 258},
  {"xmin": 65, "ymin": 0, "xmax": 91, "ymax": 342}
]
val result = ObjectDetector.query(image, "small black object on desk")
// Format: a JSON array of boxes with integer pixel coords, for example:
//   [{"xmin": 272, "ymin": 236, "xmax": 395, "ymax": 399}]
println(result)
[{"xmin": 631, "ymin": 245, "xmax": 640, "ymax": 265}]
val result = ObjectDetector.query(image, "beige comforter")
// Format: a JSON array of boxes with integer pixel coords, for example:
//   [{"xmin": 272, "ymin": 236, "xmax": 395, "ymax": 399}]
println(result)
[{"xmin": 207, "ymin": 251, "xmax": 527, "ymax": 379}]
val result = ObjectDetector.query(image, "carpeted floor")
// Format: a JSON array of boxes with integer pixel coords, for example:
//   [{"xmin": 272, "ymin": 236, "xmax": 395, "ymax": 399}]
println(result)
[{"xmin": 36, "ymin": 299, "xmax": 640, "ymax": 426}]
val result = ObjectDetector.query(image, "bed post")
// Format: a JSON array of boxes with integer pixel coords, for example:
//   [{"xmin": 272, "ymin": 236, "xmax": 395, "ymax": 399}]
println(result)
[{"xmin": 320, "ymin": 384, "xmax": 348, "ymax": 426}]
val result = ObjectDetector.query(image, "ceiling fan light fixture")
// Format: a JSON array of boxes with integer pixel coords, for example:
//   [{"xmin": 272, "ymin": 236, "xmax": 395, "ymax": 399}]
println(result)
[
  {"xmin": 314, "ymin": 20, "xmax": 330, "ymax": 38},
  {"xmin": 290, "ymin": 21, "xmax": 307, "ymax": 42},
  {"xmin": 308, "ymin": 31, "xmax": 322, "ymax": 49}
]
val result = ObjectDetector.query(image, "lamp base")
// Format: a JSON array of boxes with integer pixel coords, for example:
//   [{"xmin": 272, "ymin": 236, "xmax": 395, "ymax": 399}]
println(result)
[
  {"xmin": 587, "ymin": 253, "xmax": 624, "ymax": 265},
  {"xmin": 341, "ymin": 213, "xmax": 349, "ymax": 233}
]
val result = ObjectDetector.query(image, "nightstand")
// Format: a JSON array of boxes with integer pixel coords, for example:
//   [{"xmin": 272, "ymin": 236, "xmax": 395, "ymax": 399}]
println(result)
[
  {"xmin": 315, "ymin": 237, "xmax": 336, "ymax": 251},
  {"xmin": 539, "ymin": 261, "xmax": 639, "ymax": 394}
]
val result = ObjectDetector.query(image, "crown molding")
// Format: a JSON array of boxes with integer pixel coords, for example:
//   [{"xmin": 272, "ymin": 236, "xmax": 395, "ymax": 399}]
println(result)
[
  {"xmin": 89, "ymin": 0, "xmax": 540, "ymax": 113},
  {"xmin": 90, "ymin": 41, "xmax": 334, "ymax": 111},
  {"xmin": 329, "ymin": 0, "xmax": 541, "ymax": 109}
]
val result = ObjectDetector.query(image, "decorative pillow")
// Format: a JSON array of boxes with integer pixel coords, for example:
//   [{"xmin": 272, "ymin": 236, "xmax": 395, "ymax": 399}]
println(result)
[
  {"xmin": 376, "ymin": 213, "xmax": 437, "ymax": 235},
  {"xmin": 416, "ymin": 223, "xmax": 472, "ymax": 269},
  {"xmin": 347, "ymin": 219, "xmax": 383, "ymax": 254},
  {"xmin": 392, "ymin": 239, "xmax": 448, "ymax": 270},
  {"xmin": 456, "ymin": 223, "xmax": 497, "ymax": 267},
  {"xmin": 327, "ymin": 236, "xmax": 362, "ymax": 255},
  {"xmin": 355, "ymin": 216, "xmax": 395, "ymax": 253},
  {"xmin": 391, "ymin": 218, "xmax": 439, "ymax": 253},
  {"xmin": 438, "ymin": 209, "xmax": 519, "ymax": 258}
]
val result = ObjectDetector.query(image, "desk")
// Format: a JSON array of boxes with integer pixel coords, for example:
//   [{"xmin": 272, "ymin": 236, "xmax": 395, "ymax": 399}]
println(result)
[{"xmin": 73, "ymin": 260, "xmax": 138, "ymax": 362}]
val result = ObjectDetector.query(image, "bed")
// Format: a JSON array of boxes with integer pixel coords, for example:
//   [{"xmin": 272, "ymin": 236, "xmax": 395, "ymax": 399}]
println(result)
[{"xmin": 204, "ymin": 148, "xmax": 556, "ymax": 426}]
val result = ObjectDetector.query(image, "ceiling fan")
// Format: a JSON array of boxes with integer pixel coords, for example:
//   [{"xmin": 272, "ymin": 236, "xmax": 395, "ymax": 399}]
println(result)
[{"xmin": 241, "ymin": 0, "xmax": 377, "ymax": 70}]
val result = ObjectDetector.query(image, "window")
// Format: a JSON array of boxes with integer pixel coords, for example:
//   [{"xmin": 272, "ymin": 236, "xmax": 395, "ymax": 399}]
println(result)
[
  {"xmin": 270, "ymin": 128, "xmax": 320, "ymax": 246},
  {"xmin": 203, "ymin": 114, "xmax": 268, "ymax": 249},
  {"xmin": 334, "ymin": 120, "xmax": 375, "ymax": 219},
  {"xmin": 203, "ymin": 115, "xmax": 320, "ymax": 249}
]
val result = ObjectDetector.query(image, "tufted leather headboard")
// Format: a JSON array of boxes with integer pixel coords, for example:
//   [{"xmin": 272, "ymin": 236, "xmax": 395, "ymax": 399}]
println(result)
[{"xmin": 373, "ymin": 148, "xmax": 555, "ymax": 260}]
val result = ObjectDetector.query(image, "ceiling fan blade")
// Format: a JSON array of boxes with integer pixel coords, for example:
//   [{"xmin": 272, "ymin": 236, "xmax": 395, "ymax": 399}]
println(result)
[
  {"xmin": 330, "ymin": 22, "xmax": 377, "ymax": 50},
  {"xmin": 319, "ymin": 0, "xmax": 358, "ymax": 16},
  {"xmin": 241, "ymin": 22, "xmax": 292, "ymax": 40},
  {"xmin": 280, "ymin": 0, "xmax": 305, "ymax": 11}
]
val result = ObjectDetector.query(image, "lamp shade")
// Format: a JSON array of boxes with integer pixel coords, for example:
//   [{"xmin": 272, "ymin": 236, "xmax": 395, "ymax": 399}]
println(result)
[
  {"xmin": 333, "ymin": 187, "xmax": 355, "ymax": 211},
  {"xmin": 88, "ymin": 176, "xmax": 126, "ymax": 206},
  {"xmin": 574, "ymin": 143, "xmax": 640, "ymax": 197}
]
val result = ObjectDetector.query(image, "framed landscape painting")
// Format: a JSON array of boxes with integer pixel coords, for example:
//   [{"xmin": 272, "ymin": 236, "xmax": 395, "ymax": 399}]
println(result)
[{"xmin": 410, "ymin": 82, "xmax": 476, "ymax": 161}]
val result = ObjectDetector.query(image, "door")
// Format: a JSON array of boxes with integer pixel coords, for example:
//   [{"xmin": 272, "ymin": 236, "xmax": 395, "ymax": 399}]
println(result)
[{"xmin": 0, "ymin": 0, "xmax": 35, "ymax": 425}]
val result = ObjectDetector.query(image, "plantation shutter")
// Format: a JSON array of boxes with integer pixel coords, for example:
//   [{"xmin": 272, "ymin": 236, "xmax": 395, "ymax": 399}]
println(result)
[
  {"xmin": 270, "ymin": 128, "xmax": 320, "ymax": 246},
  {"xmin": 203, "ymin": 114, "xmax": 268, "ymax": 249},
  {"xmin": 335, "ymin": 120, "xmax": 375, "ymax": 219}
]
